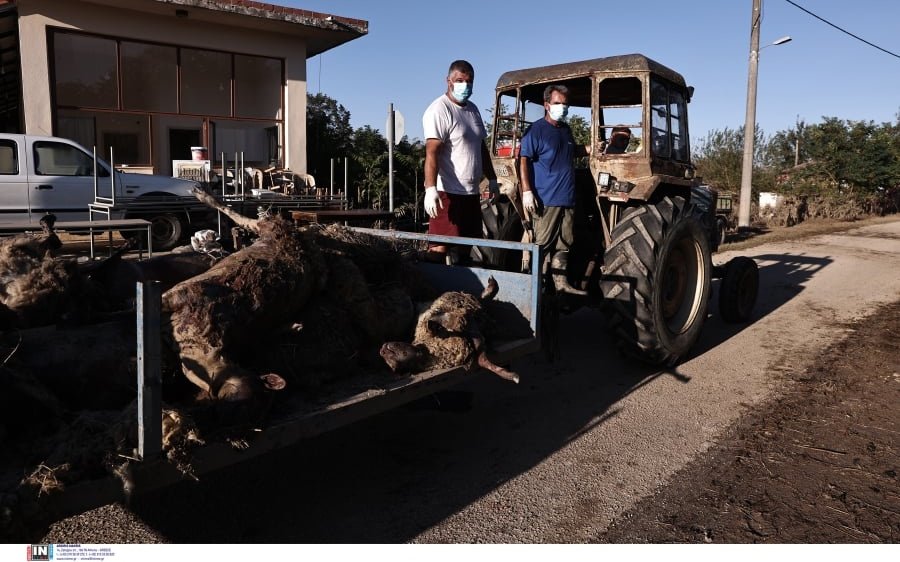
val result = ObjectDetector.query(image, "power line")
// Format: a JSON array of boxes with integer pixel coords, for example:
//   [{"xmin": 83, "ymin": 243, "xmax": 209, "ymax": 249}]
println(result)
[{"xmin": 784, "ymin": 0, "xmax": 900, "ymax": 59}]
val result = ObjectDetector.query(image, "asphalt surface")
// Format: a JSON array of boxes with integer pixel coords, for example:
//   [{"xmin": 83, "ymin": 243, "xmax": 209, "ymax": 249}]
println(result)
[{"xmin": 36, "ymin": 219, "xmax": 900, "ymax": 543}]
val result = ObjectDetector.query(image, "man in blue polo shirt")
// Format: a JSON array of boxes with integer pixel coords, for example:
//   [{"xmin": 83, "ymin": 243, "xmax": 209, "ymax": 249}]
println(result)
[{"xmin": 519, "ymin": 84, "xmax": 591, "ymax": 295}]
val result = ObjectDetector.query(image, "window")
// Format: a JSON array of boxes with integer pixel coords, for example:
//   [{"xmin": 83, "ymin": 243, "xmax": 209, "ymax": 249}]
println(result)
[
  {"xmin": 122, "ymin": 42, "xmax": 177, "ymax": 112},
  {"xmin": 53, "ymin": 33, "xmax": 118, "ymax": 109},
  {"xmin": 58, "ymin": 110, "xmax": 151, "ymax": 166},
  {"xmin": 181, "ymin": 48, "xmax": 231, "ymax": 116},
  {"xmin": 651, "ymin": 81, "xmax": 670, "ymax": 158},
  {"xmin": 213, "ymin": 120, "xmax": 281, "ymax": 166},
  {"xmin": 34, "ymin": 142, "xmax": 96, "ymax": 177},
  {"xmin": 0, "ymin": 140, "xmax": 17, "ymax": 174},
  {"xmin": 598, "ymin": 77, "xmax": 643, "ymax": 155},
  {"xmin": 235, "ymin": 55, "xmax": 282, "ymax": 119},
  {"xmin": 50, "ymin": 31, "xmax": 286, "ymax": 168},
  {"xmin": 650, "ymin": 78, "xmax": 690, "ymax": 161},
  {"xmin": 669, "ymin": 90, "xmax": 688, "ymax": 161},
  {"xmin": 492, "ymin": 92, "xmax": 519, "ymax": 157}
]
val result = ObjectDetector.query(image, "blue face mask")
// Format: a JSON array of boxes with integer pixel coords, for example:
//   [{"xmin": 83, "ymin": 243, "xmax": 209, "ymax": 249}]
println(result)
[
  {"xmin": 451, "ymin": 81, "xmax": 473, "ymax": 103},
  {"xmin": 548, "ymin": 103, "xmax": 568, "ymax": 122}
]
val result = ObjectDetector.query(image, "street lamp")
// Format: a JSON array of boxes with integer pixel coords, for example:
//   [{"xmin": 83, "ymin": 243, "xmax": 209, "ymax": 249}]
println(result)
[
  {"xmin": 766, "ymin": 36, "xmax": 793, "ymax": 48},
  {"xmin": 738, "ymin": 0, "xmax": 792, "ymax": 230}
]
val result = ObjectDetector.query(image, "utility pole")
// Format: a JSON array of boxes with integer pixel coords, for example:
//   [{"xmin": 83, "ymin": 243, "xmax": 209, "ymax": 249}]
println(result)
[
  {"xmin": 387, "ymin": 103, "xmax": 395, "ymax": 212},
  {"xmin": 738, "ymin": 0, "xmax": 762, "ymax": 230}
]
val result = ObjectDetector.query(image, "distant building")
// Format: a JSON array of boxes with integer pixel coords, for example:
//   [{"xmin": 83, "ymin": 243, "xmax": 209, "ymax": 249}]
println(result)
[{"xmin": 0, "ymin": 0, "xmax": 366, "ymax": 175}]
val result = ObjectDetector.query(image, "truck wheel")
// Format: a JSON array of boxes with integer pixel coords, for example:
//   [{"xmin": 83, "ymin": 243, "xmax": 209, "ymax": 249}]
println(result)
[
  {"xmin": 601, "ymin": 196, "xmax": 712, "ymax": 366},
  {"xmin": 718, "ymin": 256, "xmax": 758, "ymax": 323},
  {"xmin": 716, "ymin": 217, "xmax": 727, "ymax": 247},
  {"xmin": 122, "ymin": 214, "xmax": 185, "ymax": 251}
]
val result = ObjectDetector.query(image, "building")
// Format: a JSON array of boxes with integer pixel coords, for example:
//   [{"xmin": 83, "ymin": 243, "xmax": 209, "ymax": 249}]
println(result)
[{"xmin": 0, "ymin": 0, "xmax": 367, "ymax": 176}]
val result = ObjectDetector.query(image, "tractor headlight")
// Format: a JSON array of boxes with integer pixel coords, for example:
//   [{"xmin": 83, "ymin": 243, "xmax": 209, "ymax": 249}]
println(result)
[
  {"xmin": 611, "ymin": 180, "xmax": 635, "ymax": 193},
  {"xmin": 598, "ymin": 172, "xmax": 611, "ymax": 187}
]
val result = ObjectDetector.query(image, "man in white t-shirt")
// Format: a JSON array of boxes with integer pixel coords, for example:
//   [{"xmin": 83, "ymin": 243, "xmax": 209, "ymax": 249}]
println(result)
[{"xmin": 422, "ymin": 59, "xmax": 498, "ymax": 262}]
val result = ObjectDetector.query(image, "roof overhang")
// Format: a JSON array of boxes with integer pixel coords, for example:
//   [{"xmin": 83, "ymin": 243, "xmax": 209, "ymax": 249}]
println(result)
[{"xmin": 68, "ymin": 0, "xmax": 368, "ymax": 57}]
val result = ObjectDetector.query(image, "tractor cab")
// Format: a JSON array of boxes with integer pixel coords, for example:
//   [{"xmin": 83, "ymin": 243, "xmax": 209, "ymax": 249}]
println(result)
[{"xmin": 489, "ymin": 54, "xmax": 697, "ymax": 205}]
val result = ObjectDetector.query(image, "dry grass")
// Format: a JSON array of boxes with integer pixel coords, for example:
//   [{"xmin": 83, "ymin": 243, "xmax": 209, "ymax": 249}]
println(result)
[{"xmin": 722, "ymin": 214, "xmax": 900, "ymax": 252}]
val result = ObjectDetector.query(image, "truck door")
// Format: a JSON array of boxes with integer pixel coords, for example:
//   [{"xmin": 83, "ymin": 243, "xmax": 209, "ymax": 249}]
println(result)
[
  {"xmin": 0, "ymin": 136, "xmax": 30, "ymax": 221},
  {"xmin": 27, "ymin": 138, "xmax": 106, "ymax": 222}
]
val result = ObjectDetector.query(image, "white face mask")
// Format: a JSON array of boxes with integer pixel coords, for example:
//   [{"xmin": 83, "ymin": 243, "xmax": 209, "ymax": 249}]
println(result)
[
  {"xmin": 548, "ymin": 103, "xmax": 568, "ymax": 122},
  {"xmin": 451, "ymin": 81, "xmax": 473, "ymax": 103}
]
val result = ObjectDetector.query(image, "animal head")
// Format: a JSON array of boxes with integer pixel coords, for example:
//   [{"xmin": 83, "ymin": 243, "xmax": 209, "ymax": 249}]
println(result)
[
  {"xmin": 213, "ymin": 372, "xmax": 287, "ymax": 402},
  {"xmin": 379, "ymin": 341, "xmax": 426, "ymax": 373}
]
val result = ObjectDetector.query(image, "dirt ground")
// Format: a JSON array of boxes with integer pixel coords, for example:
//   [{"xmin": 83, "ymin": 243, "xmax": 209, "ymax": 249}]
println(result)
[
  {"xmin": 723, "ymin": 215, "xmax": 900, "ymax": 251},
  {"xmin": 599, "ymin": 297, "xmax": 900, "ymax": 543}
]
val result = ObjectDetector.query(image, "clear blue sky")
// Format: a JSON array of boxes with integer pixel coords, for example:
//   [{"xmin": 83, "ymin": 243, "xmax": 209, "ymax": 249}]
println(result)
[{"xmin": 284, "ymin": 0, "xmax": 900, "ymax": 144}]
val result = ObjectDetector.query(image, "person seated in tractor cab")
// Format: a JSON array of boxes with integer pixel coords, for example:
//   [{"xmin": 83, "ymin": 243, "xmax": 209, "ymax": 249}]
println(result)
[{"xmin": 604, "ymin": 126, "xmax": 632, "ymax": 154}]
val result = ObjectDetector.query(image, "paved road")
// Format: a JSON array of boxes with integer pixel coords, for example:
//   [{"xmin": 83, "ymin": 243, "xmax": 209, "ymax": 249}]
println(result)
[{"xmin": 40, "ymin": 219, "xmax": 900, "ymax": 543}]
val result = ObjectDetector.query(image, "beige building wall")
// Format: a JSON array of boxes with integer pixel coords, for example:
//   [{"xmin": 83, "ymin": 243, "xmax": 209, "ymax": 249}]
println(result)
[{"xmin": 16, "ymin": 0, "xmax": 309, "ymax": 174}]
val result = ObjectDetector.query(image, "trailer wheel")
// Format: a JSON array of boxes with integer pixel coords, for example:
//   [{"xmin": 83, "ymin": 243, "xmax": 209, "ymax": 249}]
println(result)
[
  {"xmin": 718, "ymin": 256, "xmax": 758, "ymax": 323},
  {"xmin": 601, "ymin": 196, "xmax": 712, "ymax": 366}
]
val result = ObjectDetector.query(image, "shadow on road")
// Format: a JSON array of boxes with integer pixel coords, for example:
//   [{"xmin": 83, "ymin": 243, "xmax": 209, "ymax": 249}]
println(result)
[{"xmin": 690, "ymin": 252, "xmax": 833, "ymax": 359}]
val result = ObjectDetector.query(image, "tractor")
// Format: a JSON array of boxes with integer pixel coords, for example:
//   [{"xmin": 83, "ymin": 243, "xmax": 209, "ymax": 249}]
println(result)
[{"xmin": 481, "ymin": 54, "xmax": 758, "ymax": 365}]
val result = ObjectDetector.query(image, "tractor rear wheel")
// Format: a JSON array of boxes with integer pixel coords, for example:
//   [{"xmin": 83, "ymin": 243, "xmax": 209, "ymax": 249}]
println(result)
[{"xmin": 601, "ymin": 196, "xmax": 712, "ymax": 366}]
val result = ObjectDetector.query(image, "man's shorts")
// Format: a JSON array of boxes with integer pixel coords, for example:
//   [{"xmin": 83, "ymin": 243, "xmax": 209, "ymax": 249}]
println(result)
[{"xmin": 427, "ymin": 191, "xmax": 482, "ymax": 239}]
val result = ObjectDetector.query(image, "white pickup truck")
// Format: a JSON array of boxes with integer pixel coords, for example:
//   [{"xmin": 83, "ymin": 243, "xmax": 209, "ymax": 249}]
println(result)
[{"xmin": 0, "ymin": 134, "xmax": 205, "ymax": 250}]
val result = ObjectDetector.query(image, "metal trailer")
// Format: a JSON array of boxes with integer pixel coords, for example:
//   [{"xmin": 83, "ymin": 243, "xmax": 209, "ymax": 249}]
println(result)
[{"xmin": 19, "ymin": 231, "xmax": 541, "ymax": 525}]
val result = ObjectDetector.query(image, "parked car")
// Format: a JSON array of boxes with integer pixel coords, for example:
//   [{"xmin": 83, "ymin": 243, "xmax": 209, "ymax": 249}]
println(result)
[{"xmin": 0, "ymin": 134, "xmax": 205, "ymax": 249}]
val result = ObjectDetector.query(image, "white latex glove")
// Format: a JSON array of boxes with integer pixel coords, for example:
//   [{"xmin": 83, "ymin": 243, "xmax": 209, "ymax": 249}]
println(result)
[
  {"xmin": 522, "ymin": 190, "xmax": 537, "ymax": 215},
  {"xmin": 424, "ymin": 186, "xmax": 442, "ymax": 219}
]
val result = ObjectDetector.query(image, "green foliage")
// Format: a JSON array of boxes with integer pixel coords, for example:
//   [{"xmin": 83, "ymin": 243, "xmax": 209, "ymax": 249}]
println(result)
[
  {"xmin": 695, "ymin": 116, "xmax": 900, "ymax": 214},
  {"xmin": 306, "ymin": 93, "xmax": 353, "ymax": 181},
  {"xmin": 349, "ymin": 125, "xmax": 426, "ymax": 211},
  {"xmin": 306, "ymin": 94, "xmax": 426, "ymax": 211},
  {"xmin": 567, "ymin": 115, "xmax": 590, "ymax": 145},
  {"xmin": 693, "ymin": 126, "xmax": 754, "ymax": 193},
  {"xmin": 778, "ymin": 117, "xmax": 900, "ymax": 197}
]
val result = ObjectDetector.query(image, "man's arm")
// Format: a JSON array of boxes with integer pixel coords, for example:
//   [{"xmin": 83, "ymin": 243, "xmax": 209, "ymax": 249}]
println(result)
[
  {"xmin": 518, "ymin": 155, "xmax": 537, "ymax": 214},
  {"xmin": 424, "ymin": 138, "xmax": 442, "ymax": 187},
  {"xmin": 518, "ymin": 155, "xmax": 532, "ymax": 194}
]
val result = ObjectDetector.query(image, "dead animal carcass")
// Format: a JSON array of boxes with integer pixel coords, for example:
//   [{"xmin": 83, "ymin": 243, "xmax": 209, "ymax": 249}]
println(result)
[
  {"xmin": 0, "ymin": 231, "xmax": 88, "ymax": 329},
  {"xmin": 163, "ymin": 189, "xmax": 439, "ymax": 405},
  {"xmin": 380, "ymin": 277, "xmax": 519, "ymax": 383},
  {"xmin": 162, "ymin": 214, "xmax": 325, "ymax": 403}
]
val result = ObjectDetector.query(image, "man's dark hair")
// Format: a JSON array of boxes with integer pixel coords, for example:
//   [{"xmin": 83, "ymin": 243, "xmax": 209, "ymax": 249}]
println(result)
[
  {"xmin": 543, "ymin": 84, "xmax": 569, "ymax": 103},
  {"xmin": 448, "ymin": 60, "xmax": 475, "ymax": 77}
]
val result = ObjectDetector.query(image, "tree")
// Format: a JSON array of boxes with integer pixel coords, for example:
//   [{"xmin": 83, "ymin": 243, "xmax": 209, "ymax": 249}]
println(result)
[
  {"xmin": 767, "ymin": 119, "xmax": 809, "ymax": 171},
  {"xmin": 567, "ymin": 114, "xmax": 590, "ymax": 146},
  {"xmin": 349, "ymin": 125, "xmax": 388, "ymax": 208},
  {"xmin": 306, "ymin": 93, "xmax": 353, "ymax": 182},
  {"xmin": 693, "ymin": 125, "xmax": 775, "ymax": 195}
]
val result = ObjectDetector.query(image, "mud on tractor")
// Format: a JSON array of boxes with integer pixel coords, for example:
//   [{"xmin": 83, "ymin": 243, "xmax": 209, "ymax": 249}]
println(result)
[{"xmin": 482, "ymin": 54, "xmax": 758, "ymax": 365}]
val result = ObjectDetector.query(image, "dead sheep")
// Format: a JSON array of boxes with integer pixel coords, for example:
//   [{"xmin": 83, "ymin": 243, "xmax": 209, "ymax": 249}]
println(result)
[{"xmin": 379, "ymin": 277, "xmax": 519, "ymax": 383}]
